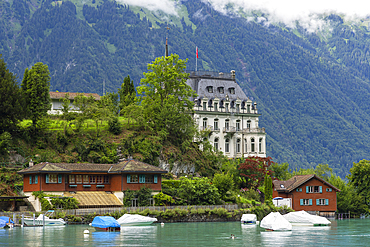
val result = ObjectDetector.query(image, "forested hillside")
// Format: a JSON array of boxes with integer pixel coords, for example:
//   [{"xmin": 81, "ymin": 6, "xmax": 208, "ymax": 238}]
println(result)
[{"xmin": 2, "ymin": 0, "xmax": 370, "ymax": 177}]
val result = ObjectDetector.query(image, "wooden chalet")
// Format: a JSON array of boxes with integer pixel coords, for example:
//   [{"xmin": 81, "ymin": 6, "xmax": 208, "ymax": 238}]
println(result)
[{"xmin": 272, "ymin": 174, "xmax": 340, "ymax": 217}]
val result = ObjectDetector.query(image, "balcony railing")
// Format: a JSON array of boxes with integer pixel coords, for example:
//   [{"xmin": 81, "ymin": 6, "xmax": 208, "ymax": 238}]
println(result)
[
  {"xmin": 201, "ymin": 125, "xmax": 214, "ymax": 131},
  {"xmin": 241, "ymin": 127, "xmax": 266, "ymax": 134},
  {"xmin": 223, "ymin": 126, "xmax": 236, "ymax": 133}
]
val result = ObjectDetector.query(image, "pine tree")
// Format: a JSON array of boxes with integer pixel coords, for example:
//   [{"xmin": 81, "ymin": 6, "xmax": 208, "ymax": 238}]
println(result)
[{"xmin": 118, "ymin": 75, "xmax": 136, "ymax": 110}]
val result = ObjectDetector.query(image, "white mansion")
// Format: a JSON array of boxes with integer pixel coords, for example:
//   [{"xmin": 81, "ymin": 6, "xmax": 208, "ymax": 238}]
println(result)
[{"xmin": 186, "ymin": 70, "xmax": 266, "ymax": 159}]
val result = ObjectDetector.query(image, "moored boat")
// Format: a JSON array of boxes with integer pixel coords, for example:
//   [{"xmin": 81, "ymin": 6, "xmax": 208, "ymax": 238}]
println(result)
[
  {"xmin": 23, "ymin": 214, "xmax": 66, "ymax": 226},
  {"xmin": 117, "ymin": 214, "xmax": 157, "ymax": 226},
  {"xmin": 241, "ymin": 214, "xmax": 257, "ymax": 224},
  {"xmin": 283, "ymin": 211, "xmax": 331, "ymax": 226},
  {"xmin": 260, "ymin": 212, "xmax": 292, "ymax": 231},
  {"xmin": 91, "ymin": 216, "xmax": 120, "ymax": 232}
]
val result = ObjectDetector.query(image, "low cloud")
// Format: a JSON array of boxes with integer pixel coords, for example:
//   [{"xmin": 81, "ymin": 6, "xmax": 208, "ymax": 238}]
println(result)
[
  {"xmin": 116, "ymin": 0, "xmax": 178, "ymax": 15},
  {"xmin": 203, "ymin": 0, "xmax": 370, "ymax": 31}
]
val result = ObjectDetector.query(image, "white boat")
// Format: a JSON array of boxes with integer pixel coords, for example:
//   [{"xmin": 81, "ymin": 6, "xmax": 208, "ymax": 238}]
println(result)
[
  {"xmin": 283, "ymin": 211, "xmax": 331, "ymax": 226},
  {"xmin": 241, "ymin": 214, "xmax": 257, "ymax": 224},
  {"xmin": 117, "ymin": 214, "xmax": 157, "ymax": 226},
  {"xmin": 260, "ymin": 212, "xmax": 292, "ymax": 231},
  {"xmin": 24, "ymin": 214, "xmax": 66, "ymax": 226}
]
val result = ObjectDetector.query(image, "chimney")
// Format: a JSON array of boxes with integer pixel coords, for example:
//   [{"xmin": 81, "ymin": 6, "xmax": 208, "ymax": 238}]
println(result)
[
  {"xmin": 29, "ymin": 159, "xmax": 34, "ymax": 167},
  {"xmin": 231, "ymin": 70, "xmax": 235, "ymax": 80}
]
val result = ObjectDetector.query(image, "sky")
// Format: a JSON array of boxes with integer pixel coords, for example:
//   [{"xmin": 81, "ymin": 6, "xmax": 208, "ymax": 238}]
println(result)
[{"xmin": 117, "ymin": 0, "xmax": 370, "ymax": 31}]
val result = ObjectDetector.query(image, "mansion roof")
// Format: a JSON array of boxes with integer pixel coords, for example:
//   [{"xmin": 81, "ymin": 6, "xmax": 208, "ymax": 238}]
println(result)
[
  {"xmin": 49, "ymin": 92, "xmax": 100, "ymax": 101},
  {"xmin": 272, "ymin": 174, "xmax": 340, "ymax": 193},
  {"xmin": 18, "ymin": 160, "xmax": 167, "ymax": 174}
]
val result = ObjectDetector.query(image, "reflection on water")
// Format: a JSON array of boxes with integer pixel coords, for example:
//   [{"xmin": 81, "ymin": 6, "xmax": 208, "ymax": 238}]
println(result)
[{"xmin": 2, "ymin": 219, "xmax": 370, "ymax": 246}]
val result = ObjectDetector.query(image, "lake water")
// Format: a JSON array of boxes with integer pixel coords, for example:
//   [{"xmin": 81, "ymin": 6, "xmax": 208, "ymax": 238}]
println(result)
[{"xmin": 1, "ymin": 219, "xmax": 370, "ymax": 246}]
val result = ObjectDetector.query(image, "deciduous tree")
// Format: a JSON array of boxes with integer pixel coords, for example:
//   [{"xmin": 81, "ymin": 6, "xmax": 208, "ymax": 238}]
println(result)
[{"xmin": 238, "ymin": 156, "xmax": 274, "ymax": 188}]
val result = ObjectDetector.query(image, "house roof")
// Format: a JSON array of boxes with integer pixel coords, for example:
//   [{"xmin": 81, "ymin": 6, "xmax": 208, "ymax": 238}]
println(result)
[
  {"xmin": 64, "ymin": 191, "xmax": 123, "ymax": 207},
  {"xmin": 49, "ymin": 92, "xmax": 100, "ymax": 100},
  {"xmin": 17, "ymin": 160, "xmax": 167, "ymax": 174},
  {"xmin": 272, "ymin": 174, "xmax": 340, "ymax": 193}
]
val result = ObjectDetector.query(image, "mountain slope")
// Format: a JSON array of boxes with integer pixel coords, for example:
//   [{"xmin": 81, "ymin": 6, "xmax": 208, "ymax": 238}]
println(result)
[{"xmin": 2, "ymin": 0, "xmax": 370, "ymax": 177}]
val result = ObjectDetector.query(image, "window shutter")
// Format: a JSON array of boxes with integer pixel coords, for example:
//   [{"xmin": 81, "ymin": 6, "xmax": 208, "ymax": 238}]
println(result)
[
  {"xmin": 319, "ymin": 186, "xmax": 322, "ymax": 193},
  {"xmin": 139, "ymin": 175, "xmax": 144, "ymax": 183},
  {"xmin": 329, "ymin": 188, "xmax": 332, "ymax": 192},
  {"xmin": 316, "ymin": 199, "xmax": 319, "ymax": 205},
  {"xmin": 58, "ymin": 174, "xmax": 62, "ymax": 183},
  {"xmin": 309, "ymin": 199, "xmax": 312, "ymax": 205},
  {"xmin": 300, "ymin": 199, "xmax": 303, "ymax": 205},
  {"xmin": 306, "ymin": 186, "xmax": 309, "ymax": 193},
  {"xmin": 35, "ymin": 175, "xmax": 38, "ymax": 184},
  {"xmin": 29, "ymin": 176, "xmax": 32, "ymax": 184},
  {"xmin": 154, "ymin": 175, "xmax": 158, "ymax": 184},
  {"xmin": 127, "ymin": 175, "xmax": 131, "ymax": 183},
  {"xmin": 46, "ymin": 174, "xmax": 49, "ymax": 183},
  {"xmin": 325, "ymin": 199, "xmax": 329, "ymax": 205}
]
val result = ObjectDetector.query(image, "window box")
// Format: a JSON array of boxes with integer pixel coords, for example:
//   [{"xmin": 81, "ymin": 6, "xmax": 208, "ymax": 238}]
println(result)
[
  {"xmin": 83, "ymin": 185, "xmax": 91, "ymax": 188},
  {"xmin": 96, "ymin": 185, "xmax": 105, "ymax": 188},
  {"xmin": 69, "ymin": 185, "xmax": 77, "ymax": 188}
]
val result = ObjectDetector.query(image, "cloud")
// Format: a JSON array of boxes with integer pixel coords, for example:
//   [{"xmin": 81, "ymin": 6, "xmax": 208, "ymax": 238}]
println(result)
[
  {"xmin": 202, "ymin": 0, "xmax": 370, "ymax": 31},
  {"xmin": 116, "ymin": 0, "xmax": 178, "ymax": 15}
]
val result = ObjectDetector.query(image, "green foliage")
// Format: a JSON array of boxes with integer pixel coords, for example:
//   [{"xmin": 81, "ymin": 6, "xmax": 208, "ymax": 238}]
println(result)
[
  {"xmin": 269, "ymin": 162, "xmax": 292, "ymax": 181},
  {"xmin": 348, "ymin": 159, "xmax": 370, "ymax": 205},
  {"xmin": 50, "ymin": 197, "xmax": 79, "ymax": 209},
  {"xmin": 177, "ymin": 177, "xmax": 221, "ymax": 205},
  {"xmin": 0, "ymin": 55, "xmax": 24, "ymax": 132},
  {"xmin": 263, "ymin": 174, "xmax": 273, "ymax": 203},
  {"xmin": 119, "ymin": 75, "xmax": 136, "ymax": 110},
  {"xmin": 21, "ymin": 62, "xmax": 51, "ymax": 129},
  {"xmin": 137, "ymin": 54, "xmax": 197, "ymax": 146},
  {"xmin": 123, "ymin": 189, "xmax": 135, "ymax": 207},
  {"xmin": 238, "ymin": 156, "xmax": 274, "ymax": 188},
  {"xmin": 212, "ymin": 172, "xmax": 234, "ymax": 200},
  {"xmin": 153, "ymin": 192, "xmax": 174, "ymax": 206},
  {"xmin": 0, "ymin": 132, "xmax": 12, "ymax": 156},
  {"xmin": 137, "ymin": 186, "xmax": 153, "ymax": 207},
  {"xmin": 108, "ymin": 117, "xmax": 122, "ymax": 135}
]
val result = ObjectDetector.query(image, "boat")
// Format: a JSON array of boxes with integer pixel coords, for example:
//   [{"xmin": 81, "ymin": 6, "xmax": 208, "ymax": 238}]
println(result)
[
  {"xmin": 91, "ymin": 216, "xmax": 120, "ymax": 232},
  {"xmin": 23, "ymin": 214, "xmax": 66, "ymax": 226},
  {"xmin": 0, "ymin": 219, "xmax": 6, "ymax": 228},
  {"xmin": 0, "ymin": 216, "xmax": 14, "ymax": 228},
  {"xmin": 260, "ymin": 212, "xmax": 292, "ymax": 231},
  {"xmin": 117, "ymin": 214, "xmax": 157, "ymax": 226},
  {"xmin": 241, "ymin": 214, "xmax": 257, "ymax": 224},
  {"xmin": 283, "ymin": 211, "xmax": 331, "ymax": 226}
]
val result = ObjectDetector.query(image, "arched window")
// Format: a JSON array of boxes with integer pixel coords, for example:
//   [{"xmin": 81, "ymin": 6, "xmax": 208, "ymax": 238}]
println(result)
[
  {"xmin": 244, "ymin": 139, "xmax": 248, "ymax": 153},
  {"xmin": 251, "ymin": 138, "xmax": 255, "ymax": 153},
  {"xmin": 236, "ymin": 139, "xmax": 241, "ymax": 153},
  {"xmin": 225, "ymin": 139, "xmax": 230, "ymax": 153},
  {"xmin": 236, "ymin": 120, "xmax": 241, "ymax": 131},
  {"xmin": 214, "ymin": 138, "xmax": 219, "ymax": 151},
  {"xmin": 214, "ymin": 119, "xmax": 219, "ymax": 131},
  {"xmin": 225, "ymin": 119, "xmax": 230, "ymax": 130},
  {"xmin": 203, "ymin": 118, "xmax": 207, "ymax": 130},
  {"xmin": 259, "ymin": 138, "xmax": 263, "ymax": 153},
  {"xmin": 247, "ymin": 120, "xmax": 251, "ymax": 129}
]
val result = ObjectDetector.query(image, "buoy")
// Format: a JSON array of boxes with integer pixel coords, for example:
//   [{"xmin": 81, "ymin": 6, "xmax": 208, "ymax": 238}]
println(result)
[
  {"xmin": 84, "ymin": 229, "xmax": 90, "ymax": 234},
  {"xmin": 161, "ymin": 222, "xmax": 164, "ymax": 226}
]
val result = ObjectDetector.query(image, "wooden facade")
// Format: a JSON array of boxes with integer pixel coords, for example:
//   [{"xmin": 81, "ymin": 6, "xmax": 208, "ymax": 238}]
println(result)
[
  {"xmin": 272, "ymin": 175, "xmax": 340, "ymax": 215},
  {"xmin": 18, "ymin": 160, "xmax": 167, "ymax": 193}
]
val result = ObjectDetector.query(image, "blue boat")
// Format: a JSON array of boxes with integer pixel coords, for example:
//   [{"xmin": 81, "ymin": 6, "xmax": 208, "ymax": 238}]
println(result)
[{"xmin": 91, "ymin": 216, "xmax": 120, "ymax": 232}]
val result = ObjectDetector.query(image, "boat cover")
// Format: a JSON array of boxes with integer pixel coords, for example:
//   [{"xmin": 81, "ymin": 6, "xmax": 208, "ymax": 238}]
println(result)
[
  {"xmin": 241, "ymin": 214, "xmax": 257, "ymax": 223},
  {"xmin": 260, "ymin": 212, "xmax": 292, "ymax": 231},
  {"xmin": 283, "ymin": 211, "xmax": 331, "ymax": 225},
  {"xmin": 0, "ymin": 216, "xmax": 14, "ymax": 223},
  {"xmin": 91, "ymin": 216, "xmax": 120, "ymax": 228},
  {"xmin": 117, "ymin": 214, "xmax": 157, "ymax": 225},
  {"xmin": 0, "ymin": 219, "xmax": 6, "ymax": 228}
]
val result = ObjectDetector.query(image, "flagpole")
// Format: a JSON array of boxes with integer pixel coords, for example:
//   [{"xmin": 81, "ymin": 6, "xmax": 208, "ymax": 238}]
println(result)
[{"xmin": 196, "ymin": 46, "xmax": 198, "ymax": 72}]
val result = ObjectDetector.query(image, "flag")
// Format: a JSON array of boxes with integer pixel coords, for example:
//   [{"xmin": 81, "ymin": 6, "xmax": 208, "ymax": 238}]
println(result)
[{"xmin": 196, "ymin": 46, "xmax": 198, "ymax": 59}]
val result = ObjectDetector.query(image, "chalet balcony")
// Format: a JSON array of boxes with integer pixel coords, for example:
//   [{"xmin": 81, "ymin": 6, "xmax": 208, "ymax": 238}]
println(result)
[{"xmin": 241, "ymin": 127, "xmax": 266, "ymax": 134}]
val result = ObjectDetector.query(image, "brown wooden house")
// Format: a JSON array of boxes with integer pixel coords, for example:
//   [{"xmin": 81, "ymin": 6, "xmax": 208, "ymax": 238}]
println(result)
[
  {"xmin": 272, "ymin": 174, "xmax": 340, "ymax": 217},
  {"xmin": 18, "ymin": 159, "xmax": 167, "ymax": 210}
]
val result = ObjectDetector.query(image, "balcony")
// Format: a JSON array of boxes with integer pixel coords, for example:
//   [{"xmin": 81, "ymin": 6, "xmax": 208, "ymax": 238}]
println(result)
[
  {"xmin": 223, "ymin": 126, "xmax": 236, "ymax": 133},
  {"xmin": 201, "ymin": 125, "xmax": 214, "ymax": 131},
  {"xmin": 241, "ymin": 127, "xmax": 266, "ymax": 134}
]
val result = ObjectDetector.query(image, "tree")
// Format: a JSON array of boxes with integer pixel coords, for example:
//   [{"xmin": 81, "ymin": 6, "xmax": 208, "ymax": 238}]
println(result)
[
  {"xmin": 269, "ymin": 162, "xmax": 292, "ymax": 181},
  {"xmin": 263, "ymin": 174, "xmax": 273, "ymax": 203},
  {"xmin": 118, "ymin": 75, "xmax": 136, "ymax": 110},
  {"xmin": 21, "ymin": 62, "xmax": 51, "ymax": 128},
  {"xmin": 238, "ymin": 156, "xmax": 274, "ymax": 188},
  {"xmin": 137, "ymin": 54, "xmax": 197, "ymax": 145},
  {"xmin": 0, "ymin": 55, "xmax": 24, "ymax": 132},
  {"xmin": 178, "ymin": 177, "xmax": 221, "ymax": 205},
  {"xmin": 348, "ymin": 159, "xmax": 370, "ymax": 205},
  {"xmin": 212, "ymin": 172, "xmax": 234, "ymax": 200}
]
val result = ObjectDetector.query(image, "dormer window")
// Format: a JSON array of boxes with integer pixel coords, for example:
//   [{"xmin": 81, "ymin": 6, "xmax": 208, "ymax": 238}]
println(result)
[
  {"xmin": 229, "ymin": 87, "xmax": 235, "ymax": 94},
  {"xmin": 207, "ymin": 86, "xmax": 213, "ymax": 93},
  {"xmin": 280, "ymin": 184, "xmax": 285, "ymax": 188},
  {"xmin": 218, "ymin": 87, "xmax": 224, "ymax": 94}
]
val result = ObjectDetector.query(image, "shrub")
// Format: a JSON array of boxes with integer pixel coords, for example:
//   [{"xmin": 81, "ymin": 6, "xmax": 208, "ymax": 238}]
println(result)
[
  {"xmin": 108, "ymin": 117, "xmax": 122, "ymax": 135},
  {"xmin": 153, "ymin": 192, "xmax": 174, "ymax": 206}
]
